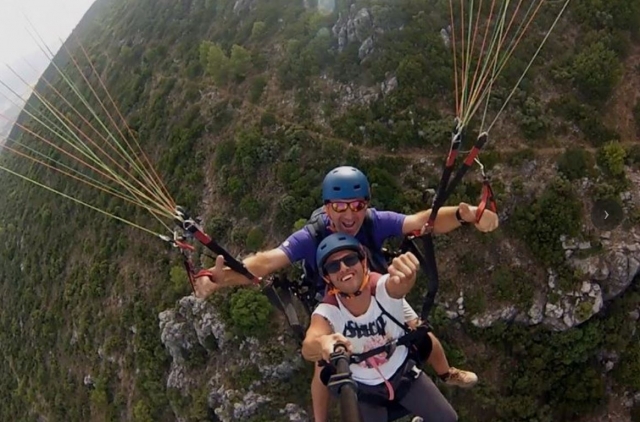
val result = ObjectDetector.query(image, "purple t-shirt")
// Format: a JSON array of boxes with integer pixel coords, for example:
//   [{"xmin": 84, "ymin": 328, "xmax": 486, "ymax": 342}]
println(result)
[{"xmin": 278, "ymin": 208, "xmax": 406, "ymax": 273}]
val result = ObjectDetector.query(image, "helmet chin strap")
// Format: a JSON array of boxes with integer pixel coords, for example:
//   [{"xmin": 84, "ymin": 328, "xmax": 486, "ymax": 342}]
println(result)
[{"xmin": 325, "ymin": 258, "xmax": 370, "ymax": 299}]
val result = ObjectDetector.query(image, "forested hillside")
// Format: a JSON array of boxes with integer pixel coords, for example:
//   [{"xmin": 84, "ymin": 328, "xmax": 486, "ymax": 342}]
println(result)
[{"xmin": 1, "ymin": 0, "xmax": 640, "ymax": 421}]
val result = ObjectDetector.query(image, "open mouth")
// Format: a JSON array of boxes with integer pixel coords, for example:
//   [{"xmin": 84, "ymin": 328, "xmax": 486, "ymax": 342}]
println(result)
[
  {"xmin": 342, "ymin": 221, "xmax": 355, "ymax": 229},
  {"xmin": 340, "ymin": 273, "xmax": 354, "ymax": 282}
]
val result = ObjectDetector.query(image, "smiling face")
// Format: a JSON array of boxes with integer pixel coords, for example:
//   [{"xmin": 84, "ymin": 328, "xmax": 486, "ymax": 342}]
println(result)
[
  {"xmin": 324, "ymin": 198, "xmax": 368, "ymax": 236},
  {"xmin": 323, "ymin": 249, "xmax": 365, "ymax": 295}
]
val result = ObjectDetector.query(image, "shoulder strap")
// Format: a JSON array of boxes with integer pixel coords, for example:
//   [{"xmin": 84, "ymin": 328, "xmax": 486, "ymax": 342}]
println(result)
[
  {"xmin": 370, "ymin": 272, "xmax": 411, "ymax": 333},
  {"xmin": 322, "ymin": 293, "xmax": 339, "ymax": 307},
  {"xmin": 360, "ymin": 210, "xmax": 390, "ymax": 273},
  {"xmin": 362, "ymin": 209, "xmax": 376, "ymax": 247},
  {"xmin": 369, "ymin": 272, "xmax": 381, "ymax": 296},
  {"xmin": 319, "ymin": 272, "xmax": 409, "ymax": 333},
  {"xmin": 306, "ymin": 206, "xmax": 328, "ymax": 243}
]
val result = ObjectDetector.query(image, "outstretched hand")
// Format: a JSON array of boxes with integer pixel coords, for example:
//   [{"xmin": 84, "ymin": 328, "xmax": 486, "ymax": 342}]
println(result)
[
  {"xmin": 193, "ymin": 255, "xmax": 226, "ymax": 299},
  {"xmin": 458, "ymin": 202, "xmax": 499, "ymax": 232},
  {"xmin": 388, "ymin": 252, "xmax": 419, "ymax": 286}
]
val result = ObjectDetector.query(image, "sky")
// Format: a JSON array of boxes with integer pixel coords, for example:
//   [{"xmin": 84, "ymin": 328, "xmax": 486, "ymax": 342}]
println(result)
[{"xmin": 0, "ymin": 0, "xmax": 96, "ymax": 136}]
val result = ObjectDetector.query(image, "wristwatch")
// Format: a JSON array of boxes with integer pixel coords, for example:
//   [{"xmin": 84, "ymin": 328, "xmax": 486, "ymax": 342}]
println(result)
[{"xmin": 456, "ymin": 207, "xmax": 470, "ymax": 225}]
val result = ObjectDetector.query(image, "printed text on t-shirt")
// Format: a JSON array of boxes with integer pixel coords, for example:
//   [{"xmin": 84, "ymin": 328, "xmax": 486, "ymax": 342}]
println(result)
[{"xmin": 343, "ymin": 314, "xmax": 387, "ymax": 338}]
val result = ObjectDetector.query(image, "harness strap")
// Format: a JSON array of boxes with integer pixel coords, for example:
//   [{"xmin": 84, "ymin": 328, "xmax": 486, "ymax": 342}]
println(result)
[
  {"xmin": 175, "ymin": 207, "xmax": 260, "ymax": 285},
  {"xmin": 475, "ymin": 177, "xmax": 497, "ymax": 224},
  {"xmin": 180, "ymin": 252, "xmax": 197, "ymax": 294},
  {"xmin": 365, "ymin": 358, "xmax": 395, "ymax": 401},
  {"xmin": 262, "ymin": 277, "xmax": 306, "ymax": 341},
  {"xmin": 407, "ymin": 130, "xmax": 491, "ymax": 321}
]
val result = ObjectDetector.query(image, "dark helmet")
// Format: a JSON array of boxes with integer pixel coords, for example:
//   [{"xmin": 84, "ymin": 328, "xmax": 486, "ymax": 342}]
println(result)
[
  {"xmin": 321, "ymin": 166, "xmax": 370, "ymax": 203},
  {"xmin": 316, "ymin": 233, "xmax": 364, "ymax": 277}
]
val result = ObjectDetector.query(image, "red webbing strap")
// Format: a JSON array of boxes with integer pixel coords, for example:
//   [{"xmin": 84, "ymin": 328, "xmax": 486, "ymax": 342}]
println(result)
[{"xmin": 475, "ymin": 178, "xmax": 497, "ymax": 224}]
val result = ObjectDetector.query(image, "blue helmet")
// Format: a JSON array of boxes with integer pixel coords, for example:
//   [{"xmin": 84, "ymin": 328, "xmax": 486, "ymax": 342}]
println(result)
[
  {"xmin": 322, "ymin": 166, "xmax": 370, "ymax": 203},
  {"xmin": 316, "ymin": 233, "xmax": 364, "ymax": 277}
]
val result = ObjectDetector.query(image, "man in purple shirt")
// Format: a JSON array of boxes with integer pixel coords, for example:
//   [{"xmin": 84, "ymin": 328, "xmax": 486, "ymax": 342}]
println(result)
[
  {"xmin": 195, "ymin": 166, "xmax": 499, "ymax": 422},
  {"xmin": 280, "ymin": 206, "xmax": 408, "ymax": 293}
]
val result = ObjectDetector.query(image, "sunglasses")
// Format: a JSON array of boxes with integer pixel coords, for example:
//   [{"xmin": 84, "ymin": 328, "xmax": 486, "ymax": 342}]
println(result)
[
  {"xmin": 329, "ymin": 200, "xmax": 368, "ymax": 213},
  {"xmin": 324, "ymin": 252, "xmax": 362, "ymax": 275}
]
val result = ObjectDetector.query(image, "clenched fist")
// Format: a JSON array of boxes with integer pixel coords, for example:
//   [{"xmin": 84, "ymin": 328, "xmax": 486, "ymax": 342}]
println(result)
[{"xmin": 388, "ymin": 252, "xmax": 420, "ymax": 286}]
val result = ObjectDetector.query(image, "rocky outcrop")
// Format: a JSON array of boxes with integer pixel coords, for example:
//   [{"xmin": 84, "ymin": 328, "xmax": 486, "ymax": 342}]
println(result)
[
  {"xmin": 209, "ymin": 388, "xmax": 272, "ymax": 421},
  {"xmin": 332, "ymin": 4, "xmax": 381, "ymax": 60},
  {"xmin": 601, "ymin": 250, "xmax": 639, "ymax": 299},
  {"xmin": 564, "ymin": 234, "xmax": 640, "ymax": 300},
  {"xmin": 446, "ymin": 220, "xmax": 640, "ymax": 331},
  {"xmin": 159, "ymin": 295, "xmax": 227, "ymax": 365},
  {"xmin": 232, "ymin": 0, "xmax": 255, "ymax": 15},
  {"xmin": 380, "ymin": 74, "xmax": 398, "ymax": 96},
  {"xmin": 470, "ymin": 305, "xmax": 518, "ymax": 328},
  {"xmin": 280, "ymin": 403, "xmax": 309, "ymax": 421},
  {"xmin": 159, "ymin": 296, "xmax": 307, "ymax": 421},
  {"xmin": 462, "ymin": 277, "xmax": 604, "ymax": 331},
  {"xmin": 541, "ymin": 279, "xmax": 604, "ymax": 331},
  {"xmin": 445, "ymin": 264, "xmax": 618, "ymax": 332}
]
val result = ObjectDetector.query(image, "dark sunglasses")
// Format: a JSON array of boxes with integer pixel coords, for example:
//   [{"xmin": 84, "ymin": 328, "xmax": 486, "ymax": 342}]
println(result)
[
  {"xmin": 329, "ymin": 200, "xmax": 368, "ymax": 213},
  {"xmin": 324, "ymin": 252, "xmax": 361, "ymax": 275}
]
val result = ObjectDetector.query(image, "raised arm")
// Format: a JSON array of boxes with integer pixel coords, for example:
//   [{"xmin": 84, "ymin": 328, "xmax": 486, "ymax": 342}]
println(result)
[
  {"xmin": 402, "ymin": 202, "xmax": 498, "ymax": 235},
  {"xmin": 192, "ymin": 249, "xmax": 291, "ymax": 298},
  {"xmin": 234, "ymin": 248, "xmax": 291, "ymax": 283},
  {"xmin": 193, "ymin": 227, "xmax": 316, "ymax": 298}
]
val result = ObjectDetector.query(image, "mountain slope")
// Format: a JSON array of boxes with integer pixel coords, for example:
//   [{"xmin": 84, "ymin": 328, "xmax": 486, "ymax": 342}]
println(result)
[{"xmin": 0, "ymin": 0, "xmax": 639, "ymax": 421}]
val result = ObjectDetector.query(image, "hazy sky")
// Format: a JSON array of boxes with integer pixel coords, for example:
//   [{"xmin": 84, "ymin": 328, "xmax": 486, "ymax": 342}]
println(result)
[
  {"xmin": 1, "ymin": 0, "xmax": 96, "ymax": 68},
  {"xmin": 0, "ymin": 0, "xmax": 96, "ymax": 111}
]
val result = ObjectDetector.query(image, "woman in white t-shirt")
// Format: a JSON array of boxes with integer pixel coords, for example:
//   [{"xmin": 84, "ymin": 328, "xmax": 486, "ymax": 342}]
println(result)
[{"xmin": 301, "ymin": 233, "xmax": 458, "ymax": 422}]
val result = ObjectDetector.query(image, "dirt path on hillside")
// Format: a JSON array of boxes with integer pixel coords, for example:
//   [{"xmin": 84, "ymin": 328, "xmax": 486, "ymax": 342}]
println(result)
[{"xmin": 223, "ymin": 84, "xmax": 637, "ymax": 164}]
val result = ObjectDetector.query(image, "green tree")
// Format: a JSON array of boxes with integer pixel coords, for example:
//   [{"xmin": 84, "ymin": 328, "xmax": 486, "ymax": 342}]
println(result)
[
  {"xmin": 239, "ymin": 196, "xmax": 264, "ymax": 220},
  {"xmin": 169, "ymin": 265, "xmax": 190, "ymax": 296},
  {"xmin": 597, "ymin": 141, "xmax": 626, "ymax": 176},
  {"xmin": 205, "ymin": 42, "xmax": 229, "ymax": 85},
  {"xmin": 199, "ymin": 40, "xmax": 212, "ymax": 67},
  {"xmin": 293, "ymin": 218, "xmax": 307, "ymax": 231},
  {"xmin": 557, "ymin": 147, "xmax": 593, "ymax": 180},
  {"xmin": 246, "ymin": 226, "xmax": 265, "ymax": 251},
  {"xmin": 516, "ymin": 96, "xmax": 550, "ymax": 140},
  {"xmin": 571, "ymin": 42, "xmax": 622, "ymax": 104},
  {"xmin": 251, "ymin": 21, "xmax": 266, "ymax": 39},
  {"xmin": 396, "ymin": 54, "xmax": 427, "ymax": 99},
  {"xmin": 573, "ymin": 0, "xmax": 640, "ymax": 33},
  {"xmin": 510, "ymin": 178, "xmax": 582, "ymax": 267},
  {"xmin": 228, "ymin": 289, "xmax": 273, "ymax": 337},
  {"xmin": 132, "ymin": 400, "xmax": 154, "ymax": 422},
  {"xmin": 229, "ymin": 44, "xmax": 252, "ymax": 82}
]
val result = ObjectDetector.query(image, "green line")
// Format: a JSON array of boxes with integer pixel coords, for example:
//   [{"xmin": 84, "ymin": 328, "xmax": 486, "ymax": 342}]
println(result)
[
  {"xmin": 71, "ymin": 37, "xmax": 175, "ymax": 209},
  {"xmin": 52, "ymin": 44, "xmax": 172, "ymax": 209},
  {"xmin": 488, "ymin": 0, "xmax": 571, "ymax": 132},
  {"xmin": 0, "ymin": 163, "xmax": 165, "ymax": 238},
  {"xmin": 464, "ymin": 0, "xmax": 544, "ymax": 125},
  {"xmin": 4, "ymin": 137, "xmax": 173, "ymax": 221},
  {"xmin": 6, "ymin": 136, "xmax": 136, "ymax": 201},
  {"xmin": 461, "ymin": 0, "xmax": 510, "ymax": 126},
  {"xmin": 19, "ymin": 31, "xmax": 171, "ymax": 211},
  {"xmin": 475, "ymin": 0, "xmax": 511, "ymax": 129},
  {"xmin": 6, "ymin": 78, "xmax": 170, "ymax": 215},
  {"xmin": 24, "ymin": 66, "xmax": 165, "ymax": 208}
]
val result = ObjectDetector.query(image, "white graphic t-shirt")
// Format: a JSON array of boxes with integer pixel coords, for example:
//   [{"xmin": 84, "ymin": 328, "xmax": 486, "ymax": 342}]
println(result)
[{"xmin": 313, "ymin": 274, "xmax": 408, "ymax": 386}]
